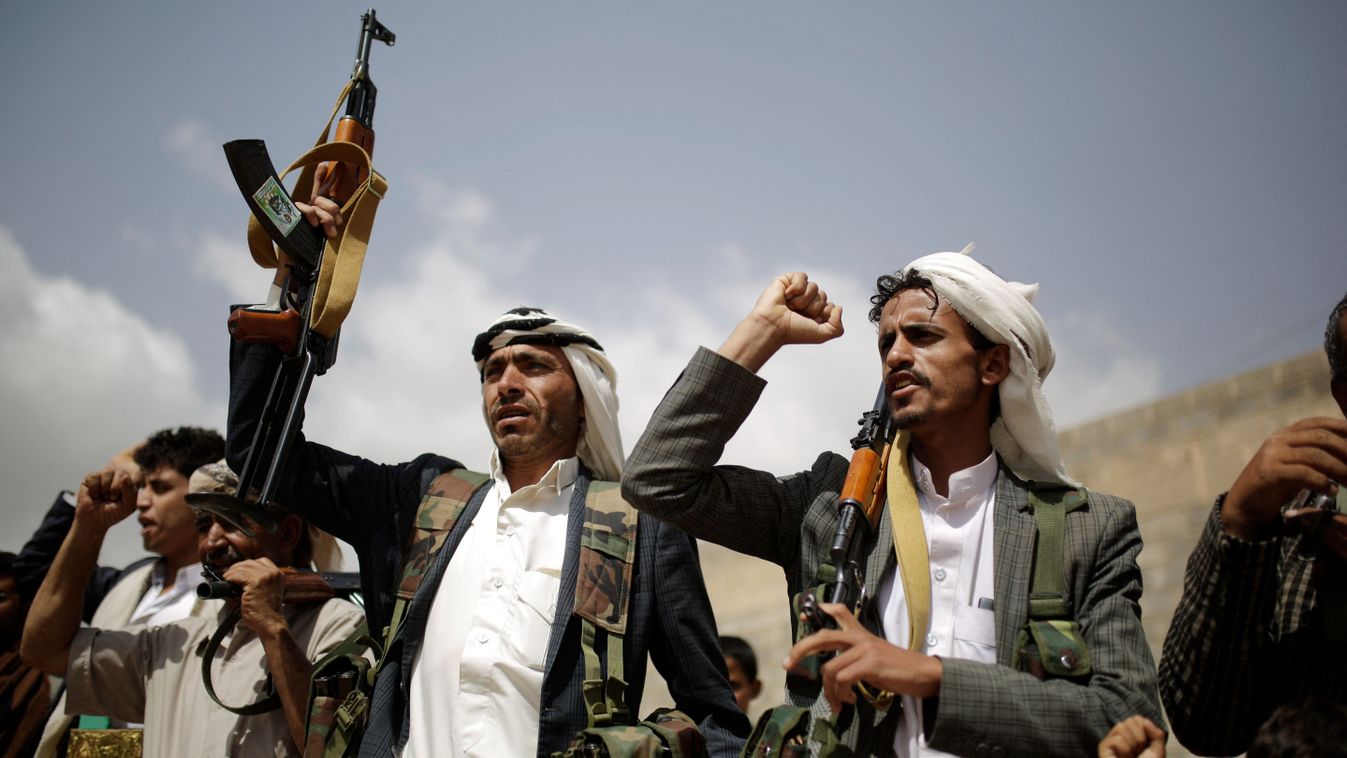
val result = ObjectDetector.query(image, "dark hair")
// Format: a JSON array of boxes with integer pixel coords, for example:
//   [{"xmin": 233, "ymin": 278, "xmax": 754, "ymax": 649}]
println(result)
[
  {"xmin": 134, "ymin": 427, "xmax": 224, "ymax": 478},
  {"xmin": 1326, "ymin": 291, "xmax": 1347, "ymax": 384},
  {"xmin": 869, "ymin": 269, "xmax": 995, "ymax": 351},
  {"xmin": 720, "ymin": 635, "xmax": 758, "ymax": 680},
  {"xmin": 1248, "ymin": 697, "xmax": 1347, "ymax": 758},
  {"xmin": 0, "ymin": 551, "xmax": 14, "ymax": 577}
]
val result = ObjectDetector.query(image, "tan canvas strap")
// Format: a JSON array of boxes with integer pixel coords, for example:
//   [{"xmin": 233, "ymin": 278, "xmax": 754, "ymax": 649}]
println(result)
[
  {"xmin": 245, "ymin": 80, "xmax": 388, "ymax": 339},
  {"xmin": 885, "ymin": 431, "xmax": 930, "ymax": 651}
]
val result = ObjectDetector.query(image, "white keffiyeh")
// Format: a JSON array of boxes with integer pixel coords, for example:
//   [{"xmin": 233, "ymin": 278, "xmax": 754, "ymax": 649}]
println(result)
[
  {"xmin": 901, "ymin": 247, "xmax": 1077, "ymax": 487},
  {"xmin": 472, "ymin": 308, "xmax": 623, "ymax": 481}
]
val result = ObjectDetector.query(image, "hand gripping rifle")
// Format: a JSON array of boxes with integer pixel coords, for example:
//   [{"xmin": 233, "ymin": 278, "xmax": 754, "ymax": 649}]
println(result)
[
  {"xmin": 191, "ymin": 10, "xmax": 394, "ymax": 532},
  {"xmin": 197, "ymin": 566, "xmax": 364, "ymax": 715},
  {"xmin": 790, "ymin": 385, "xmax": 898, "ymax": 708}
]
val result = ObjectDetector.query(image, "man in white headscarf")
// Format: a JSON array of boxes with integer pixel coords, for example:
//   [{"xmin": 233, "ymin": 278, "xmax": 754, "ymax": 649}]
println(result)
[
  {"xmin": 224, "ymin": 306, "xmax": 747, "ymax": 757},
  {"xmin": 623, "ymin": 252, "xmax": 1163, "ymax": 756}
]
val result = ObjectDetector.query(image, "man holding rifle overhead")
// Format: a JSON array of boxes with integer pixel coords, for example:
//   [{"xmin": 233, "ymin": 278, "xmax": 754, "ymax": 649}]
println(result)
[
  {"xmin": 229, "ymin": 182, "xmax": 746, "ymax": 754},
  {"xmin": 621, "ymin": 250, "xmax": 1162, "ymax": 755}
]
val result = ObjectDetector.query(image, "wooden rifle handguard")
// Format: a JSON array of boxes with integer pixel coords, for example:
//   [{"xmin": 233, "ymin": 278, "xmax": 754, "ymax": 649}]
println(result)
[{"xmin": 227, "ymin": 308, "xmax": 301, "ymax": 355}]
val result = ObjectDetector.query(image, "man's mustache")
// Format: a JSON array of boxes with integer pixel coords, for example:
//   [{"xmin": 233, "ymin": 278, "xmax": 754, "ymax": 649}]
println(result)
[{"xmin": 885, "ymin": 367, "xmax": 932, "ymax": 391}]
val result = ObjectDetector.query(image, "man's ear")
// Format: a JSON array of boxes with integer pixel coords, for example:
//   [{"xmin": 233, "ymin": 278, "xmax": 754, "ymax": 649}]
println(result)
[
  {"xmin": 275, "ymin": 514, "xmax": 305, "ymax": 561},
  {"xmin": 980, "ymin": 343, "xmax": 1011, "ymax": 387}
]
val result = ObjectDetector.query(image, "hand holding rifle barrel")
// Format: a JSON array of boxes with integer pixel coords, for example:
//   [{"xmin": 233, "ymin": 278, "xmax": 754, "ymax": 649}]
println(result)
[{"xmin": 193, "ymin": 9, "xmax": 394, "ymax": 537}]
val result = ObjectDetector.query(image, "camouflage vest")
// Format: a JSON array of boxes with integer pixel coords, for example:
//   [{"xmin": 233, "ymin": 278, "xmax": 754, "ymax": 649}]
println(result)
[
  {"xmin": 395, "ymin": 469, "xmax": 640, "ymax": 727},
  {"xmin": 303, "ymin": 468, "xmax": 640, "ymax": 757}
]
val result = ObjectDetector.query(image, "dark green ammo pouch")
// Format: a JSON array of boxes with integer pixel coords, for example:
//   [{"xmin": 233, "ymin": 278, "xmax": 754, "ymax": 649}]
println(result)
[
  {"xmin": 1012, "ymin": 486, "xmax": 1093, "ymax": 682},
  {"xmin": 555, "ymin": 708, "xmax": 706, "ymax": 758}
]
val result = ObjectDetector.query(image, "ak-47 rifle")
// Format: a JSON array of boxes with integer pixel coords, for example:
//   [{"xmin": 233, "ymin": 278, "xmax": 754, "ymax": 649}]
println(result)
[
  {"xmin": 190, "ymin": 10, "xmax": 394, "ymax": 532},
  {"xmin": 790, "ymin": 385, "xmax": 896, "ymax": 706}
]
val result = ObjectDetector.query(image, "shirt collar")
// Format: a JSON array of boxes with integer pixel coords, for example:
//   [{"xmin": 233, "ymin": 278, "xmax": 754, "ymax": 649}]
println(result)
[
  {"xmin": 150, "ymin": 560, "xmax": 204, "ymax": 593},
  {"xmin": 489, "ymin": 449, "xmax": 580, "ymax": 497},
  {"xmin": 911, "ymin": 450, "xmax": 999, "ymax": 508}
]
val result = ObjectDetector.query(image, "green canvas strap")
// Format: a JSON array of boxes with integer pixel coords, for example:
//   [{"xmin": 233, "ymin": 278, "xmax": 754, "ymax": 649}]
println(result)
[
  {"xmin": 576, "ymin": 479, "xmax": 639, "ymax": 729},
  {"xmin": 1026, "ymin": 487, "xmax": 1088, "ymax": 621},
  {"xmin": 383, "ymin": 469, "xmax": 492, "ymax": 652},
  {"xmin": 580, "ymin": 618, "xmax": 629, "ymax": 728}
]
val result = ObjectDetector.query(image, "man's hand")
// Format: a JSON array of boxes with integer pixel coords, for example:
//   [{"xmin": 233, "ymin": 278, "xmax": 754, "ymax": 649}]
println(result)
[
  {"xmin": 226, "ymin": 559, "xmax": 289, "ymax": 638},
  {"xmin": 101, "ymin": 442, "xmax": 144, "ymax": 482},
  {"xmin": 1097, "ymin": 715, "xmax": 1166, "ymax": 758},
  {"xmin": 74, "ymin": 468, "xmax": 141, "ymax": 534},
  {"xmin": 782, "ymin": 602, "xmax": 942, "ymax": 715},
  {"xmin": 295, "ymin": 167, "xmax": 345, "ymax": 240},
  {"xmin": 718, "ymin": 272, "xmax": 845, "ymax": 372},
  {"xmin": 1222, "ymin": 417, "xmax": 1347, "ymax": 541}
]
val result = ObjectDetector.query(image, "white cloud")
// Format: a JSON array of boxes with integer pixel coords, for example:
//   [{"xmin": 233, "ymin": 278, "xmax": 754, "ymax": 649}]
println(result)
[
  {"xmin": 1043, "ymin": 310, "xmax": 1163, "ymax": 428},
  {"xmin": 164, "ymin": 117, "xmax": 234, "ymax": 191},
  {"xmin": 193, "ymin": 231, "xmax": 269, "ymax": 302},
  {"xmin": 0, "ymin": 226, "xmax": 223, "ymax": 563},
  {"xmin": 282, "ymin": 179, "xmax": 882, "ymax": 476}
]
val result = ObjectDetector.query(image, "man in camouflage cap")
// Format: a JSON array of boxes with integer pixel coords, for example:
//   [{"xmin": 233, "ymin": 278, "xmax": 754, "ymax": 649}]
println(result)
[
  {"xmin": 225, "ymin": 306, "xmax": 747, "ymax": 756},
  {"xmin": 21, "ymin": 459, "xmax": 361, "ymax": 755}
]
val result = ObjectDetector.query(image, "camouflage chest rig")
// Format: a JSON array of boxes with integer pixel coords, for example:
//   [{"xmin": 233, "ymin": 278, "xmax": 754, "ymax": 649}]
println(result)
[{"xmin": 304, "ymin": 467, "xmax": 647, "ymax": 757}]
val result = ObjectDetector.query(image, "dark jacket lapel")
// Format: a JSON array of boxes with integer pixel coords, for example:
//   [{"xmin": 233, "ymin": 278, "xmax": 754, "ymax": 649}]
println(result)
[{"xmin": 543, "ymin": 468, "xmax": 592, "ymax": 677}]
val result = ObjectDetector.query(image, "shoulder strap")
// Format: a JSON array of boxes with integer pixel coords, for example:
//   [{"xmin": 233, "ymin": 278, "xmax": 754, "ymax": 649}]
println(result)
[
  {"xmin": 1026, "ymin": 486, "xmax": 1088, "ymax": 621},
  {"xmin": 202, "ymin": 607, "xmax": 281, "ymax": 716},
  {"xmin": 575, "ymin": 479, "xmax": 640, "ymax": 729},
  {"xmin": 383, "ymin": 468, "xmax": 491, "ymax": 651}
]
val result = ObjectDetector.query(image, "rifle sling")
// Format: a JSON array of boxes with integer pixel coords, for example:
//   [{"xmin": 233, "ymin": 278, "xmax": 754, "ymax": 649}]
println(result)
[
  {"xmin": 885, "ymin": 431, "xmax": 930, "ymax": 652},
  {"xmin": 245, "ymin": 80, "xmax": 388, "ymax": 340},
  {"xmin": 201, "ymin": 605, "xmax": 282, "ymax": 716}
]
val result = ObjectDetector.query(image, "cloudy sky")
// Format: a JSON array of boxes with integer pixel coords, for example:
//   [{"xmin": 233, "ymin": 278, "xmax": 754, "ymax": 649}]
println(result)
[{"xmin": 2, "ymin": 2, "xmax": 1344, "ymax": 567}]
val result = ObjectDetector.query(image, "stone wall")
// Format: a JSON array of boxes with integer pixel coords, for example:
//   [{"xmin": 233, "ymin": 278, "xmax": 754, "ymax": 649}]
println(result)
[{"xmin": 639, "ymin": 349, "xmax": 1339, "ymax": 750}]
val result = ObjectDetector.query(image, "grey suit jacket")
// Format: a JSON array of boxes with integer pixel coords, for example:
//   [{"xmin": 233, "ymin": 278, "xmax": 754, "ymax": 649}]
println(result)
[{"xmin": 622, "ymin": 347, "xmax": 1163, "ymax": 756}]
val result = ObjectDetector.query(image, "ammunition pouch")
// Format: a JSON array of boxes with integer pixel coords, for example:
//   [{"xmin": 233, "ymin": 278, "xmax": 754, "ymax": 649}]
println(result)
[
  {"xmin": 553, "ymin": 708, "xmax": 705, "ymax": 758},
  {"xmin": 1012, "ymin": 486, "xmax": 1094, "ymax": 682}
]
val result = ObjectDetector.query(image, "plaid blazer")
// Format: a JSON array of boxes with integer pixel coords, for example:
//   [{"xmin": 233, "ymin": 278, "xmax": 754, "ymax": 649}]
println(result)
[
  {"xmin": 622, "ymin": 347, "xmax": 1163, "ymax": 756},
  {"xmin": 1160, "ymin": 499, "xmax": 1347, "ymax": 756},
  {"xmin": 227, "ymin": 341, "xmax": 748, "ymax": 757}
]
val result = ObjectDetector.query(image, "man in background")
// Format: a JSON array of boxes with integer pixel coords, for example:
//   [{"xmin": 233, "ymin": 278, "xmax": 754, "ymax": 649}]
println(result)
[
  {"xmin": 15, "ymin": 426, "xmax": 223, "ymax": 756},
  {"xmin": 1161, "ymin": 292, "xmax": 1347, "ymax": 755}
]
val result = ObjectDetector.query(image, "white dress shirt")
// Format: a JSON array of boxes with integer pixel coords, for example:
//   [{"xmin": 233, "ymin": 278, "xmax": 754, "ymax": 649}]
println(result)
[
  {"xmin": 126, "ymin": 561, "xmax": 203, "ymax": 628},
  {"xmin": 405, "ymin": 453, "xmax": 576, "ymax": 758},
  {"xmin": 876, "ymin": 451, "xmax": 999, "ymax": 758}
]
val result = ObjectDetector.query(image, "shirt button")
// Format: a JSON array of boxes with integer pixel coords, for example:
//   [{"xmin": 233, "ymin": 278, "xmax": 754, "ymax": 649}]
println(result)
[
  {"xmin": 933, "ymin": 567, "xmax": 947, "ymax": 582},
  {"xmin": 505, "ymin": 527, "xmax": 515, "ymax": 537},
  {"xmin": 926, "ymin": 633, "xmax": 938, "ymax": 648},
  {"xmin": 492, "ymin": 577, "xmax": 504, "ymax": 589},
  {"xmin": 478, "ymin": 633, "xmax": 489, "ymax": 644}
]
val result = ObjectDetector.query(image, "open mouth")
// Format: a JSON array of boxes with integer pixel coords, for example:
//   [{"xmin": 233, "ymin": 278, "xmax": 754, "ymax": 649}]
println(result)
[
  {"xmin": 887, "ymin": 372, "xmax": 926, "ymax": 397},
  {"xmin": 494, "ymin": 404, "xmax": 532, "ymax": 429}
]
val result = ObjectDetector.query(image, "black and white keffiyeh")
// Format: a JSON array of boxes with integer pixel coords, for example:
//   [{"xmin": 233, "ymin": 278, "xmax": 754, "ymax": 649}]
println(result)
[{"xmin": 472, "ymin": 308, "xmax": 623, "ymax": 481}]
